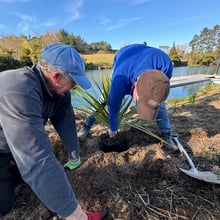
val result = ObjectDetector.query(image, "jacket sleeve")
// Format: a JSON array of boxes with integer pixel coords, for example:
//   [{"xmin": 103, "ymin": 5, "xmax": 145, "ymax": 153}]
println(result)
[
  {"xmin": 0, "ymin": 91, "xmax": 78, "ymax": 217},
  {"xmin": 50, "ymin": 92, "xmax": 79, "ymax": 160},
  {"xmin": 108, "ymin": 75, "xmax": 128, "ymax": 131}
]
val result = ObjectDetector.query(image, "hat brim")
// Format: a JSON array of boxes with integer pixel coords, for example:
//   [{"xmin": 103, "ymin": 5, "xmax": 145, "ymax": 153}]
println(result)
[{"xmin": 72, "ymin": 75, "xmax": 92, "ymax": 89}]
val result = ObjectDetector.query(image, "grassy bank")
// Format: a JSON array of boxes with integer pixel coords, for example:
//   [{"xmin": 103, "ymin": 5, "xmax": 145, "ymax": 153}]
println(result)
[
  {"xmin": 167, "ymin": 84, "xmax": 220, "ymax": 107},
  {"xmin": 81, "ymin": 53, "xmax": 115, "ymax": 70}
]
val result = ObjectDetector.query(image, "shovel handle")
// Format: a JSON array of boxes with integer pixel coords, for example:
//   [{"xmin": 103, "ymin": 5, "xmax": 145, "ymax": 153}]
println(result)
[{"xmin": 172, "ymin": 137, "xmax": 196, "ymax": 169}]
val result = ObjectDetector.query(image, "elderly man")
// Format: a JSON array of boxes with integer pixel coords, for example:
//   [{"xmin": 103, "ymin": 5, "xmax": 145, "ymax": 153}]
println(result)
[{"xmin": 0, "ymin": 43, "xmax": 105, "ymax": 219}]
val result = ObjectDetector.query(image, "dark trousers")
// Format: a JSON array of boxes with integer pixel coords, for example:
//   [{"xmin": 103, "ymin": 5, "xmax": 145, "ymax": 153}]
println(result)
[{"xmin": 0, "ymin": 153, "xmax": 22, "ymax": 216}]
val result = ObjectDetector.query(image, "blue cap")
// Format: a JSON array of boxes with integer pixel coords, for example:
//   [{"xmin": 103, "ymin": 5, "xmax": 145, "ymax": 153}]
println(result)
[{"xmin": 42, "ymin": 43, "xmax": 91, "ymax": 89}]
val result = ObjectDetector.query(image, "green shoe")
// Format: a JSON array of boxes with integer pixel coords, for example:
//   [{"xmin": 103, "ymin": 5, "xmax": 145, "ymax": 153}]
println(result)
[{"xmin": 64, "ymin": 158, "xmax": 81, "ymax": 170}]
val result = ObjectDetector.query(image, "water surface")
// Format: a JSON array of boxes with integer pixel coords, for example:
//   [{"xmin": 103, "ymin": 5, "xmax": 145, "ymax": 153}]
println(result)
[{"xmin": 72, "ymin": 66, "xmax": 217, "ymax": 107}]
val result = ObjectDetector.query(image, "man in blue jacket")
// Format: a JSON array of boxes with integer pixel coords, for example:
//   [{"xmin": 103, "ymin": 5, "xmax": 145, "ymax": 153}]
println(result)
[
  {"xmin": 0, "ymin": 43, "xmax": 105, "ymax": 219},
  {"xmin": 78, "ymin": 44, "xmax": 178, "ymax": 152}
]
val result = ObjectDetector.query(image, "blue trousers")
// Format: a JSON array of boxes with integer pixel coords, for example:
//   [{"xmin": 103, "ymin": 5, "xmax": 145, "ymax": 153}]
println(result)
[{"xmin": 0, "ymin": 153, "xmax": 22, "ymax": 216}]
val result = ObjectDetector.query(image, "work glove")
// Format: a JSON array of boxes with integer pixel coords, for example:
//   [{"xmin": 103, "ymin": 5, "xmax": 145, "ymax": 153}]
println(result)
[
  {"xmin": 86, "ymin": 209, "xmax": 107, "ymax": 220},
  {"xmin": 64, "ymin": 158, "xmax": 81, "ymax": 170}
]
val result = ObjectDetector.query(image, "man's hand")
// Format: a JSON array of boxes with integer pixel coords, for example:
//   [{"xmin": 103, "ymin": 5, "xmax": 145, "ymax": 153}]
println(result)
[
  {"xmin": 108, "ymin": 129, "xmax": 117, "ymax": 138},
  {"xmin": 129, "ymin": 105, "xmax": 137, "ymax": 114}
]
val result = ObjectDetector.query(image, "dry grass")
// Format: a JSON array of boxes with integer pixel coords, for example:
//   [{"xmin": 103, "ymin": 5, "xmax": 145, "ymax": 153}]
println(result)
[{"xmin": 81, "ymin": 53, "xmax": 115, "ymax": 65}]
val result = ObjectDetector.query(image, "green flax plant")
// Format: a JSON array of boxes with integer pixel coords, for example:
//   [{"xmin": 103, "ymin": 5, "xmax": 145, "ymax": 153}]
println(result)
[{"xmin": 74, "ymin": 72, "xmax": 164, "ymax": 142}]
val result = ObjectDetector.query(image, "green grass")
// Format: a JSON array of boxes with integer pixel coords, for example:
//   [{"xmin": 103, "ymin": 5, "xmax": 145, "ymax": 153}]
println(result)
[
  {"xmin": 81, "ymin": 53, "xmax": 115, "ymax": 69},
  {"xmin": 167, "ymin": 84, "xmax": 220, "ymax": 106}
]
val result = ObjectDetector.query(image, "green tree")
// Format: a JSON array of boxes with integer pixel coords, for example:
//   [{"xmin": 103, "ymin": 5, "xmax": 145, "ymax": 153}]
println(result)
[
  {"xmin": 0, "ymin": 53, "xmax": 22, "ymax": 71},
  {"xmin": 88, "ymin": 41, "xmax": 112, "ymax": 53},
  {"xmin": 159, "ymin": 45, "xmax": 170, "ymax": 54},
  {"xmin": 20, "ymin": 36, "xmax": 41, "ymax": 64},
  {"xmin": 188, "ymin": 25, "xmax": 220, "ymax": 65},
  {"xmin": 59, "ymin": 29, "xmax": 77, "ymax": 47},
  {"xmin": 40, "ymin": 31, "xmax": 62, "ymax": 48},
  {"xmin": 59, "ymin": 29, "xmax": 89, "ymax": 53},
  {"xmin": 169, "ymin": 42, "xmax": 181, "ymax": 66}
]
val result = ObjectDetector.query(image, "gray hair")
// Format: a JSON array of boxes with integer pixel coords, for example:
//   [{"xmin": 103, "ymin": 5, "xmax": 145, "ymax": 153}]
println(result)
[{"xmin": 37, "ymin": 59, "xmax": 71, "ymax": 80}]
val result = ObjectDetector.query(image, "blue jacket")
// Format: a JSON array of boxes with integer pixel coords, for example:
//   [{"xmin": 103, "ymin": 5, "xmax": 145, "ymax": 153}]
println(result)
[
  {"xmin": 0, "ymin": 65, "xmax": 78, "ymax": 217},
  {"xmin": 108, "ymin": 44, "xmax": 173, "ymax": 131}
]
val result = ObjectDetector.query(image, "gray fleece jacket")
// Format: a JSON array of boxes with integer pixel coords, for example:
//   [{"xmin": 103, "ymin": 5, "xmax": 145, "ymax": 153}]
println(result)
[{"xmin": 0, "ymin": 65, "xmax": 79, "ymax": 217}]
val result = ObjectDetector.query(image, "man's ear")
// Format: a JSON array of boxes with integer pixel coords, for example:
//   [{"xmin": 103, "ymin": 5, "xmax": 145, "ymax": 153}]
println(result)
[
  {"xmin": 51, "ymin": 71, "xmax": 62, "ymax": 86},
  {"xmin": 133, "ymin": 81, "xmax": 138, "ymax": 101}
]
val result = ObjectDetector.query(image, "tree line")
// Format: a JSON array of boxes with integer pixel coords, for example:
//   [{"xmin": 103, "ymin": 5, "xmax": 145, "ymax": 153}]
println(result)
[
  {"xmin": 0, "ymin": 25, "xmax": 220, "ymax": 71},
  {"xmin": 164, "ymin": 25, "xmax": 220, "ymax": 67},
  {"xmin": 0, "ymin": 29, "xmax": 115, "ymax": 71}
]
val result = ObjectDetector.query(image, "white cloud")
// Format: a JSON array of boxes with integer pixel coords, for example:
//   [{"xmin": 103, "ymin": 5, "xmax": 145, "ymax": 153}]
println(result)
[
  {"xmin": 167, "ymin": 16, "xmax": 202, "ymax": 27},
  {"xmin": 107, "ymin": 16, "xmax": 142, "ymax": 31},
  {"xmin": 17, "ymin": 20, "xmax": 29, "ymax": 32},
  {"xmin": 99, "ymin": 16, "xmax": 111, "ymax": 25},
  {"xmin": 15, "ymin": 12, "xmax": 34, "ymax": 22},
  {"xmin": 65, "ymin": 0, "xmax": 83, "ymax": 23},
  {"xmin": 43, "ymin": 21, "xmax": 56, "ymax": 27},
  {"xmin": 130, "ymin": 0, "xmax": 151, "ymax": 5},
  {"xmin": 15, "ymin": 12, "xmax": 36, "ymax": 34}
]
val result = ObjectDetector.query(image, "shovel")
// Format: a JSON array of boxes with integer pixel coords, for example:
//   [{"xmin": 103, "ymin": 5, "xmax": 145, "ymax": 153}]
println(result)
[{"xmin": 172, "ymin": 136, "xmax": 220, "ymax": 184}]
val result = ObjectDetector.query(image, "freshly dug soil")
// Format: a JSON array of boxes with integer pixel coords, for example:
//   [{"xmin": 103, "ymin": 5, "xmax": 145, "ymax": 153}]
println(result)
[{"xmin": 2, "ymin": 88, "xmax": 220, "ymax": 220}]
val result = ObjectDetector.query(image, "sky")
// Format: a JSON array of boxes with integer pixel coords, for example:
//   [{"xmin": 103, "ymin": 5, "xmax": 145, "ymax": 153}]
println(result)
[{"xmin": 0, "ymin": 0, "xmax": 219, "ymax": 50}]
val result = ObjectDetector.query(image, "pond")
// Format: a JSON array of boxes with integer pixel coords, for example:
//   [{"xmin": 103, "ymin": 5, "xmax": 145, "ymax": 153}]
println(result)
[{"xmin": 71, "ymin": 65, "xmax": 218, "ymax": 108}]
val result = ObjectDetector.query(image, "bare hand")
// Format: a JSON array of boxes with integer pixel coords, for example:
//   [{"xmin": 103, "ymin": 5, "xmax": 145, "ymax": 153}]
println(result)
[
  {"xmin": 108, "ymin": 129, "xmax": 117, "ymax": 138},
  {"xmin": 129, "ymin": 105, "xmax": 137, "ymax": 114}
]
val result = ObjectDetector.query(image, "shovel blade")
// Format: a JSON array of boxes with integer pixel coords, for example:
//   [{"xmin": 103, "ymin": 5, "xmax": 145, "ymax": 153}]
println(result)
[{"xmin": 179, "ymin": 167, "xmax": 220, "ymax": 184}]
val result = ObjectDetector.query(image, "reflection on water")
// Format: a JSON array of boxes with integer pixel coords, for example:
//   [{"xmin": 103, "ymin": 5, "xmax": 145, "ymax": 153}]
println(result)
[
  {"xmin": 71, "ymin": 66, "xmax": 217, "ymax": 107},
  {"xmin": 168, "ymin": 81, "xmax": 211, "ymax": 99},
  {"xmin": 172, "ymin": 66, "xmax": 216, "ymax": 77}
]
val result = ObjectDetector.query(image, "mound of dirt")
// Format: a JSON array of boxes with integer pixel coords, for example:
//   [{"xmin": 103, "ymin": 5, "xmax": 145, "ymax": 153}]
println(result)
[{"xmin": 2, "ymin": 88, "xmax": 220, "ymax": 220}]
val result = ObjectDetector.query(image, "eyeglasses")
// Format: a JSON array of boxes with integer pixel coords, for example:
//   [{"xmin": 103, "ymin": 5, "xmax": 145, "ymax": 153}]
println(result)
[
  {"xmin": 61, "ymin": 72, "xmax": 77, "ymax": 89},
  {"xmin": 61, "ymin": 71, "xmax": 71, "ymax": 80},
  {"xmin": 72, "ymin": 80, "xmax": 77, "ymax": 89}
]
